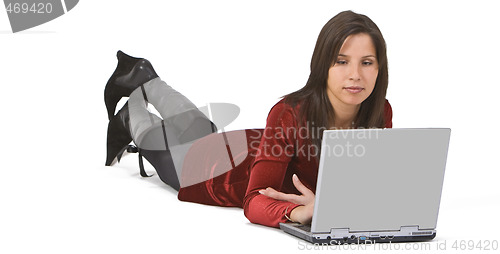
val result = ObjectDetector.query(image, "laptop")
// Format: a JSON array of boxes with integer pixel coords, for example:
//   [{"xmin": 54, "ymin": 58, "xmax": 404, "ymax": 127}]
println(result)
[{"xmin": 280, "ymin": 128, "xmax": 451, "ymax": 244}]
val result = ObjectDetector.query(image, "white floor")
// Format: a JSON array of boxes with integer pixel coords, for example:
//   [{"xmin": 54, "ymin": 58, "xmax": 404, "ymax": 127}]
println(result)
[{"xmin": 2, "ymin": 146, "xmax": 498, "ymax": 254}]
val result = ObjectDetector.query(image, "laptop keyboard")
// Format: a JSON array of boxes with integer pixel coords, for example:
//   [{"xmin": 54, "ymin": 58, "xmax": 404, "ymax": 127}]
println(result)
[{"xmin": 296, "ymin": 224, "xmax": 311, "ymax": 232}]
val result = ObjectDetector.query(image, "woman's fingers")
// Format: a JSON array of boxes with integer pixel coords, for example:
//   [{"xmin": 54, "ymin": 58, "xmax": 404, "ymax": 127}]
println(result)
[
  {"xmin": 259, "ymin": 187, "xmax": 302, "ymax": 204},
  {"xmin": 258, "ymin": 174, "xmax": 315, "ymax": 206},
  {"xmin": 259, "ymin": 187, "xmax": 291, "ymax": 201},
  {"xmin": 292, "ymin": 174, "xmax": 314, "ymax": 197}
]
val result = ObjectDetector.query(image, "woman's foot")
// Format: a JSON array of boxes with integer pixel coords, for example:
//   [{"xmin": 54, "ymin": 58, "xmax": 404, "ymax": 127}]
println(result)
[{"xmin": 104, "ymin": 50, "xmax": 159, "ymax": 120}]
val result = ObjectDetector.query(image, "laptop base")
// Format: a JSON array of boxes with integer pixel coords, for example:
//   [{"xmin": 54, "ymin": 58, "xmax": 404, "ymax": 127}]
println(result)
[{"xmin": 280, "ymin": 223, "xmax": 436, "ymax": 245}]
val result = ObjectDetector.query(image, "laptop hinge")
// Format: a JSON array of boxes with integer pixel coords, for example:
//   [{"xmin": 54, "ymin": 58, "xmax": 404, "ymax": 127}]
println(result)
[
  {"xmin": 401, "ymin": 225, "xmax": 435, "ymax": 236},
  {"xmin": 400, "ymin": 225, "xmax": 419, "ymax": 232},
  {"xmin": 329, "ymin": 228, "xmax": 350, "ymax": 238}
]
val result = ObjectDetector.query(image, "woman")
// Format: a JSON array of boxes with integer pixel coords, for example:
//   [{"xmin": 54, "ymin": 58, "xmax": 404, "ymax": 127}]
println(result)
[{"xmin": 104, "ymin": 10, "xmax": 392, "ymax": 228}]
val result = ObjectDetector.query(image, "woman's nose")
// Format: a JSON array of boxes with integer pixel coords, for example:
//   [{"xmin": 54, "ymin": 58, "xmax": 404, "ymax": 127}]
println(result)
[{"xmin": 348, "ymin": 65, "xmax": 361, "ymax": 81}]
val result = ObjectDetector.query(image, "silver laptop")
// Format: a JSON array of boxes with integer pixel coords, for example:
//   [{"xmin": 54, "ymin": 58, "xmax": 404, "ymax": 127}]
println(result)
[{"xmin": 280, "ymin": 128, "xmax": 451, "ymax": 244}]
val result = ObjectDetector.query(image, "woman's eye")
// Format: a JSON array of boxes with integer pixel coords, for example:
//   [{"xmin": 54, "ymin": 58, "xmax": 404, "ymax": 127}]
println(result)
[
  {"xmin": 336, "ymin": 60, "xmax": 347, "ymax": 65},
  {"xmin": 362, "ymin": 61, "xmax": 373, "ymax": 66}
]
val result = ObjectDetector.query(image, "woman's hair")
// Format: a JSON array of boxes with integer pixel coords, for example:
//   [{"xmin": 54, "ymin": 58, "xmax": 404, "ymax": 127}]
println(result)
[{"xmin": 284, "ymin": 10, "xmax": 389, "ymax": 151}]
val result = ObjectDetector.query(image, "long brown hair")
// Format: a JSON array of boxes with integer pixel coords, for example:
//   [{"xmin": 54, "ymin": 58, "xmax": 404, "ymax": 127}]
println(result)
[{"xmin": 284, "ymin": 10, "xmax": 389, "ymax": 151}]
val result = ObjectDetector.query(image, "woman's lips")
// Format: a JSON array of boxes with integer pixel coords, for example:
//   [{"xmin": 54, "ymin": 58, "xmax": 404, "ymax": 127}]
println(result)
[{"xmin": 343, "ymin": 86, "xmax": 364, "ymax": 94}]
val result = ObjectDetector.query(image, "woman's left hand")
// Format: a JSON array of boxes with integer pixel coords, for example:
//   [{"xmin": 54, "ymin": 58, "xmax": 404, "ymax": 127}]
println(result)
[{"xmin": 258, "ymin": 174, "xmax": 315, "ymax": 224}]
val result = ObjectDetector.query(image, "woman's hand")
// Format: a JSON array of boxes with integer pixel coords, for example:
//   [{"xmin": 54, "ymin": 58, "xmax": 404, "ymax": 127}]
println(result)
[{"xmin": 258, "ymin": 174, "xmax": 315, "ymax": 224}]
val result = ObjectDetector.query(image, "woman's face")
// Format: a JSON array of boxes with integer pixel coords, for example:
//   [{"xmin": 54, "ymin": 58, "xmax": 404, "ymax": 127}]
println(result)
[{"xmin": 326, "ymin": 33, "xmax": 379, "ymax": 109}]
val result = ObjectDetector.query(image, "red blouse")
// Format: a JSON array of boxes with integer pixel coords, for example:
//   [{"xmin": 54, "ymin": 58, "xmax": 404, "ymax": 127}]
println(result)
[{"xmin": 178, "ymin": 99, "xmax": 393, "ymax": 228}]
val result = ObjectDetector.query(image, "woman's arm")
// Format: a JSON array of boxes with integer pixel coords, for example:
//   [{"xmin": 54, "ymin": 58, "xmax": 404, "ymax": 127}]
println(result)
[
  {"xmin": 242, "ymin": 101, "xmax": 311, "ymax": 227},
  {"xmin": 242, "ymin": 160, "xmax": 301, "ymax": 227}
]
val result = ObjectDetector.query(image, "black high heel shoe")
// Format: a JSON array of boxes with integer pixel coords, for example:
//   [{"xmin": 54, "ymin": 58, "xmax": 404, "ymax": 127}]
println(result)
[
  {"xmin": 105, "ymin": 102, "xmax": 133, "ymax": 166},
  {"xmin": 105, "ymin": 105, "xmax": 180, "ymax": 190},
  {"xmin": 104, "ymin": 51, "xmax": 217, "ymax": 191},
  {"xmin": 104, "ymin": 50, "xmax": 159, "ymax": 120},
  {"xmin": 104, "ymin": 51, "xmax": 179, "ymax": 189},
  {"xmin": 105, "ymin": 103, "xmax": 180, "ymax": 190}
]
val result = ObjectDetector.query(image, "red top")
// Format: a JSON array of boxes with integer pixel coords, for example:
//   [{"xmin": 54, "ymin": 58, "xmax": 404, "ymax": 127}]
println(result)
[{"xmin": 178, "ymin": 99, "xmax": 393, "ymax": 228}]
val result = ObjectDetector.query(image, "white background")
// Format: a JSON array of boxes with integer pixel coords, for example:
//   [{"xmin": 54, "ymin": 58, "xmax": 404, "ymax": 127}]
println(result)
[{"xmin": 0, "ymin": 0, "xmax": 499, "ymax": 253}]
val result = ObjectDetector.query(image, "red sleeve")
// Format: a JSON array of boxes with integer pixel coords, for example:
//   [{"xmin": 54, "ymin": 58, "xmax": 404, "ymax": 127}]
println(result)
[
  {"xmin": 384, "ymin": 99, "xmax": 393, "ymax": 128},
  {"xmin": 242, "ymin": 102, "xmax": 301, "ymax": 228}
]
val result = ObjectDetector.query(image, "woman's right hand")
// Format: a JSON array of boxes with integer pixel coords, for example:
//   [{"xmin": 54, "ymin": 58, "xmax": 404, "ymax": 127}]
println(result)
[{"xmin": 258, "ymin": 174, "xmax": 315, "ymax": 224}]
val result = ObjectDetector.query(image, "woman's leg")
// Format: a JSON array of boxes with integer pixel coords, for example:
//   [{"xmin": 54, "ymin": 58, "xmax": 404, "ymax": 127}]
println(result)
[
  {"xmin": 105, "ymin": 51, "xmax": 216, "ymax": 191},
  {"xmin": 127, "ymin": 77, "xmax": 217, "ymax": 190}
]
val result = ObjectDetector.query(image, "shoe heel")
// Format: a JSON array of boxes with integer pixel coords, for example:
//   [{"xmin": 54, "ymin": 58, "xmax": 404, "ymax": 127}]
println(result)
[
  {"xmin": 139, "ymin": 148, "xmax": 180, "ymax": 191},
  {"xmin": 135, "ymin": 120, "xmax": 181, "ymax": 191}
]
